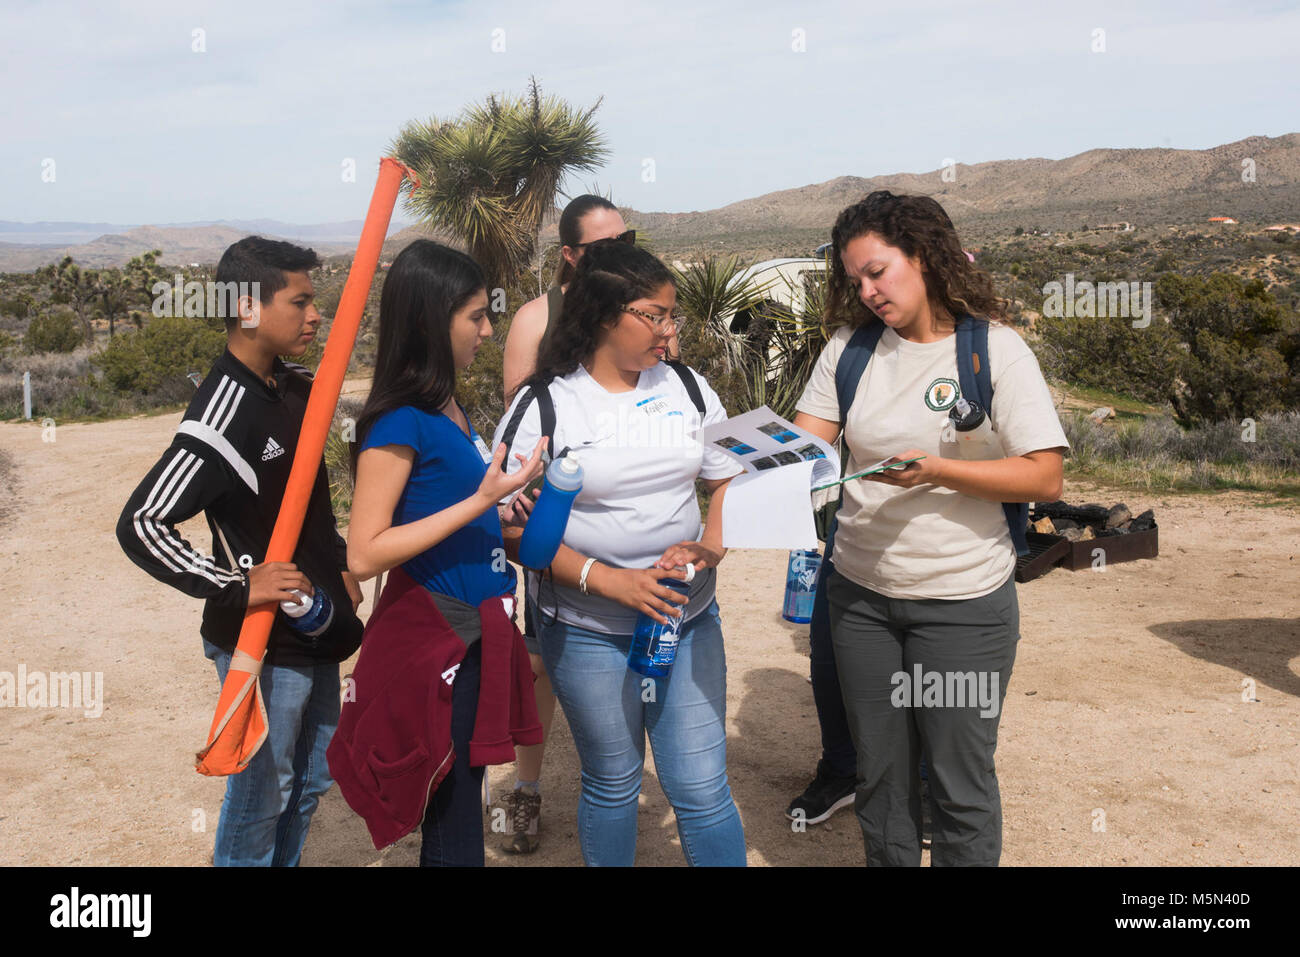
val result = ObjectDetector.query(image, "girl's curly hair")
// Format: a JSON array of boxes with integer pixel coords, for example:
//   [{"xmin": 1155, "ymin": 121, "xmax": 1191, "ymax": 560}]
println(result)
[
  {"xmin": 824, "ymin": 190, "xmax": 1007, "ymax": 331},
  {"xmin": 527, "ymin": 238, "xmax": 675, "ymax": 388}
]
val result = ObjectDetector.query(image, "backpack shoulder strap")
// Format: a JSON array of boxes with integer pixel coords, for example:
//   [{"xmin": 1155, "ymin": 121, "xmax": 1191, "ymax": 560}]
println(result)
[
  {"xmin": 823, "ymin": 321, "xmax": 884, "ymax": 561},
  {"xmin": 664, "ymin": 360, "xmax": 706, "ymax": 416},
  {"xmin": 956, "ymin": 315, "xmax": 1029, "ymax": 557},
  {"xmin": 833, "ymin": 321, "xmax": 885, "ymax": 424},
  {"xmin": 497, "ymin": 382, "xmax": 557, "ymax": 471}
]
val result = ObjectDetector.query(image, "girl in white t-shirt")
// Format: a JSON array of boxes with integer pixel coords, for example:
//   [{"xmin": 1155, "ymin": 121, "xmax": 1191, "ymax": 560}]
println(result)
[
  {"xmin": 494, "ymin": 239, "xmax": 746, "ymax": 866},
  {"xmin": 794, "ymin": 190, "xmax": 1069, "ymax": 866}
]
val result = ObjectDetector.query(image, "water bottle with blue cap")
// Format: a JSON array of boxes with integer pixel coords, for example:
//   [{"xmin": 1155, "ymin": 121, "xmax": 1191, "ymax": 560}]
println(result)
[{"xmin": 518, "ymin": 453, "xmax": 584, "ymax": 569}]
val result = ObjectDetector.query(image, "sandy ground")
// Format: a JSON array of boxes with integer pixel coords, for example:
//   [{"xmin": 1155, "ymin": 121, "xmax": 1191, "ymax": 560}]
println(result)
[{"xmin": 0, "ymin": 409, "xmax": 1297, "ymax": 867}]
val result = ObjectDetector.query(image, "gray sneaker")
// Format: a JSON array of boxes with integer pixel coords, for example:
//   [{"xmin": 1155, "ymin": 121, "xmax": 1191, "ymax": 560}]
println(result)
[{"xmin": 501, "ymin": 787, "xmax": 542, "ymax": 854}]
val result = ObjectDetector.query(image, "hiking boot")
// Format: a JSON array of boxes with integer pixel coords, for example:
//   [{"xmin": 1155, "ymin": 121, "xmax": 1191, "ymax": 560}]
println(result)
[
  {"xmin": 501, "ymin": 787, "xmax": 542, "ymax": 854},
  {"xmin": 785, "ymin": 759, "xmax": 857, "ymax": 826}
]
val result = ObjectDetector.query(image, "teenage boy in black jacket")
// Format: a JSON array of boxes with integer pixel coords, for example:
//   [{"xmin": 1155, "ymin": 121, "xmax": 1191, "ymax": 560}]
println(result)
[{"xmin": 117, "ymin": 236, "xmax": 364, "ymax": 866}]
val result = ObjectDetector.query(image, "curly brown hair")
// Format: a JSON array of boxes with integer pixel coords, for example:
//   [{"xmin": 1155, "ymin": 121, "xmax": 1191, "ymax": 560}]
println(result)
[{"xmin": 824, "ymin": 190, "xmax": 1006, "ymax": 331}]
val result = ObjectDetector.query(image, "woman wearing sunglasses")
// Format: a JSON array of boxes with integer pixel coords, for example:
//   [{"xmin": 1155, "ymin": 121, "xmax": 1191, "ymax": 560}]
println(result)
[
  {"xmin": 496, "ymin": 195, "xmax": 664, "ymax": 855},
  {"xmin": 504, "ymin": 195, "xmax": 648, "ymax": 403},
  {"xmin": 493, "ymin": 239, "xmax": 746, "ymax": 866}
]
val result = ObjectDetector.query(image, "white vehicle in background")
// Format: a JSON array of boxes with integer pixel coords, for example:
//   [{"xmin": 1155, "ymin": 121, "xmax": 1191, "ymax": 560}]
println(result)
[{"xmin": 721, "ymin": 256, "xmax": 829, "ymax": 344}]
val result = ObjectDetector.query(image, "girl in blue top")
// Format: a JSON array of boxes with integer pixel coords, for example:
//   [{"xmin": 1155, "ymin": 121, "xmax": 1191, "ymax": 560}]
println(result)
[{"xmin": 346, "ymin": 240, "xmax": 546, "ymax": 867}]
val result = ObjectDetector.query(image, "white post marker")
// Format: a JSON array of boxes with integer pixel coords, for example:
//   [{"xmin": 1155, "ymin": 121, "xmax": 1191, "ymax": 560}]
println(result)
[{"xmin": 23, "ymin": 371, "xmax": 31, "ymax": 420}]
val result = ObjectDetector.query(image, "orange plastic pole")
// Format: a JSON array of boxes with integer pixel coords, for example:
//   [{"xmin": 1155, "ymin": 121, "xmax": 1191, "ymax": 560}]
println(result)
[{"xmin": 196, "ymin": 157, "xmax": 417, "ymax": 775}]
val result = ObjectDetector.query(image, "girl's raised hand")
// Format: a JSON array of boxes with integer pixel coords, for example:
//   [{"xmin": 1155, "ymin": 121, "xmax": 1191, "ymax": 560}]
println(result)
[{"xmin": 476, "ymin": 437, "xmax": 549, "ymax": 506}]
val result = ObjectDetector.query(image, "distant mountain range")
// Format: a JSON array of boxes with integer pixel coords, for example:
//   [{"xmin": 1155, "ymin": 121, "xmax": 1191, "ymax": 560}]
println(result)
[
  {"xmin": 0, "ymin": 219, "xmax": 416, "ymax": 271},
  {"xmin": 619, "ymin": 133, "xmax": 1300, "ymax": 258},
  {"xmin": 4, "ymin": 133, "xmax": 1297, "ymax": 271}
]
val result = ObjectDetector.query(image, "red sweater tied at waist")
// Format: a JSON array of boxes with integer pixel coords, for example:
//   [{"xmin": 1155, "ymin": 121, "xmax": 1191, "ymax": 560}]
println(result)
[{"xmin": 326, "ymin": 565, "xmax": 542, "ymax": 849}]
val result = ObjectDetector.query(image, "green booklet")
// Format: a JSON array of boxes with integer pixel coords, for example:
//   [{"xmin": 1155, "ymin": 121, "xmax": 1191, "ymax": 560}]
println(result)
[{"xmin": 811, "ymin": 455, "xmax": 926, "ymax": 492}]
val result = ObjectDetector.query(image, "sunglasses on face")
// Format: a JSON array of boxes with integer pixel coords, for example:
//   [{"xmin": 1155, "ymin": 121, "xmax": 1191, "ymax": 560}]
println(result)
[{"xmin": 570, "ymin": 229, "xmax": 636, "ymax": 249}]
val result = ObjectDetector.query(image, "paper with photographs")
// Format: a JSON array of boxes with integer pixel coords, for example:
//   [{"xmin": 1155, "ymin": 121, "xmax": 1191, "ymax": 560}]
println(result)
[{"xmin": 696, "ymin": 407, "xmax": 840, "ymax": 549}]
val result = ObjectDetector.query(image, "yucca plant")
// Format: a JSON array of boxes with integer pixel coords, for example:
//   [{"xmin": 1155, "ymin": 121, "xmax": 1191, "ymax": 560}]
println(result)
[
  {"xmin": 391, "ymin": 78, "xmax": 609, "ymax": 289},
  {"xmin": 735, "ymin": 267, "xmax": 832, "ymax": 421},
  {"xmin": 671, "ymin": 255, "xmax": 766, "ymax": 376}
]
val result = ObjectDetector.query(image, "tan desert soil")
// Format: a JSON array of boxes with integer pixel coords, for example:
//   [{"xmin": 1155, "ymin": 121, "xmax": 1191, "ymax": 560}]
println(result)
[{"xmin": 0, "ymin": 411, "xmax": 1296, "ymax": 866}]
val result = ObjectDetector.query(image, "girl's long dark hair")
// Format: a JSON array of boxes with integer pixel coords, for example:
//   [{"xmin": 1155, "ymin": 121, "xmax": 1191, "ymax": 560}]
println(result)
[
  {"xmin": 351, "ymin": 240, "xmax": 485, "ymax": 475},
  {"xmin": 528, "ymin": 239, "xmax": 674, "ymax": 389},
  {"xmin": 555, "ymin": 194, "xmax": 619, "ymax": 286},
  {"xmin": 824, "ymin": 190, "xmax": 1007, "ymax": 331}
]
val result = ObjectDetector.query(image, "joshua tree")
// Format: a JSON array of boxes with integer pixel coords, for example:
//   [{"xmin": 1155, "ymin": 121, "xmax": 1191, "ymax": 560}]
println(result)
[{"xmin": 391, "ymin": 78, "xmax": 608, "ymax": 289}]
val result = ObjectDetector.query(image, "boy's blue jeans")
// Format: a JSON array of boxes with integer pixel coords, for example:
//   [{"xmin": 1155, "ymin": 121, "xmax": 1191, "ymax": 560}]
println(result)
[
  {"xmin": 536, "ymin": 600, "xmax": 746, "ymax": 866},
  {"xmin": 203, "ymin": 639, "xmax": 340, "ymax": 866}
]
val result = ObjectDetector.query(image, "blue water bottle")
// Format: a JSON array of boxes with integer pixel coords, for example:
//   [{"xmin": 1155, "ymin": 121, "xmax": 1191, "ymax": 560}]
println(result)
[
  {"xmin": 782, "ymin": 549, "xmax": 822, "ymax": 623},
  {"xmin": 281, "ymin": 585, "xmax": 334, "ymax": 639},
  {"xmin": 628, "ymin": 564, "xmax": 696, "ymax": 678},
  {"xmin": 518, "ymin": 454, "xmax": 584, "ymax": 569}
]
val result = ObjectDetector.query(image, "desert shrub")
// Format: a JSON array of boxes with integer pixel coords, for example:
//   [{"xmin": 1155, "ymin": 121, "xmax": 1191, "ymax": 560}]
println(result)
[
  {"xmin": 1157, "ymin": 273, "xmax": 1299, "ymax": 425},
  {"xmin": 26, "ymin": 309, "xmax": 82, "ymax": 353},
  {"xmin": 1061, "ymin": 410, "xmax": 1300, "ymax": 471},
  {"xmin": 1033, "ymin": 312, "xmax": 1180, "ymax": 406},
  {"xmin": 91, "ymin": 316, "xmax": 225, "ymax": 397}
]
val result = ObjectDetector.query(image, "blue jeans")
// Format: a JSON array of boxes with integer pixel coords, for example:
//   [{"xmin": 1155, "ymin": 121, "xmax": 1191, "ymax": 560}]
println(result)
[
  {"xmin": 203, "ymin": 640, "xmax": 340, "ymax": 867},
  {"xmin": 537, "ymin": 600, "xmax": 746, "ymax": 866}
]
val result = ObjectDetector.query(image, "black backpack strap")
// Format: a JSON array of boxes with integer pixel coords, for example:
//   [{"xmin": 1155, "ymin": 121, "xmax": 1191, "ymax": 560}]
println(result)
[
  {"xmin": 665, "ymin": 360, "xmax": 706, "ymax": 416},
  {"xmin": 956, "ymin": 315, "xmax": 1029, "ymax": 558},
  {"xmin": 954, "ymin": 314, "xmax": 981, "ymax": 412},
  {"xmin": 497, "ymin": 382, "xmax": 557, "ymax": 471},
  {"xmin": 834, "ymin": 321, "xmax": 885, "ymax": 424},
  {"xmin": 822, "ymin": 322, "xmax": 885, "ymax": 561}
]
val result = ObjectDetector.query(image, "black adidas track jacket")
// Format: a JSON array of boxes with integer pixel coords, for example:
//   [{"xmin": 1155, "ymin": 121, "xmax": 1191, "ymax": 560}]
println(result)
[{"xmin": 116, "ymin": 349, "xmax": 363, "ymax": 665}]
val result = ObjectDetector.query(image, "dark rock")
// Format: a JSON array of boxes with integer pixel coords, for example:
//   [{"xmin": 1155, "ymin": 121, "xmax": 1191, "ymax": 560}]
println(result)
[
  {"xmin": 1130, "ymin": 509, "xmax": 1156, "ymax": 531},
  {"xmin": 1035, "ymin": 501, "xmax": 1111, "ymax": 525},
  {"xmin": 1053, "ymin": 517, "xmax": 1080, "ymax": 531},
  {"xmin": 1106, "ymin": 504, "xmax": 1131, "ymax": 528}
]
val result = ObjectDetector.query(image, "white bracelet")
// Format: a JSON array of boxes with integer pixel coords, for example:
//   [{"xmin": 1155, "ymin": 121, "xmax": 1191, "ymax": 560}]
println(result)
[{"xmin": 579, "ymin": 557, "xmax": 598, "ymax": 595}]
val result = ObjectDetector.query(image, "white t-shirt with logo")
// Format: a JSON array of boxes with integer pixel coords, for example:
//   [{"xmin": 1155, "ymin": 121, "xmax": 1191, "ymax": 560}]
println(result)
[
  {"xmin": 796, "ymin": 322, "xmax": 1070, "ymax": 600},
  {"xmin": 494, "ymin": 362, "xmax": 742, "ymax": 634}
]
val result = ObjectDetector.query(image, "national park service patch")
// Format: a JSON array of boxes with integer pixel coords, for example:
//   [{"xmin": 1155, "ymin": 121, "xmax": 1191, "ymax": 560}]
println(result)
[{"xmin": 924, "ymin": 377, "xmax": 960, "ymax": 411}]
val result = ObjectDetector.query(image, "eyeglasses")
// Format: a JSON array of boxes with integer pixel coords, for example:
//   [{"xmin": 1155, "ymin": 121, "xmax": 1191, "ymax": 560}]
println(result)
[
  {"xmin": 623, "ymin": 304, "xmax": 686, "ymax": 333},
  {"xmin": 570, "ymin": 229, "xmax": 636, "ymax": 249}
]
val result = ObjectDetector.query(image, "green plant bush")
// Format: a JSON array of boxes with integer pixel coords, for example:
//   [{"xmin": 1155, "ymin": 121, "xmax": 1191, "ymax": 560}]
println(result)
[
  {"xmin": 92, "ymin": 316, "xmax": 225, "ymax": 395},
  {"xmin": 26, "ymin": 310, "xmax": 82, "ymax": 353}
]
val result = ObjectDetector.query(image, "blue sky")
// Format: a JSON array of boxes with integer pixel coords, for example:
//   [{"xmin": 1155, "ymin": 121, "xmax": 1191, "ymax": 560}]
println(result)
[{"xmin": 3, "ymin": 0, "xmax": 1297, "ymax": 224}]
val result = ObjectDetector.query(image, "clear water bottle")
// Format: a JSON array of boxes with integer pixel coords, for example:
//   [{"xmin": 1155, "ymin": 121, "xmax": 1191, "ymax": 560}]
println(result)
[
  {"xmin": 628, "ymin": 564, "xmax": 696, "ymax": 678},
  {"xmin": 782, "ymin": 549, "xmax": 821, "ymax": 623},
  {"xmin": 948, "ymin": 397, "xmax": 1004, "ymax": 460},
  {"xmin": 281, "ymin": 586, "xmax": 334, "ymax": 639},
  {"xmin": 518, "ymin": 455, "xmax": 584, "ymax": 569}
]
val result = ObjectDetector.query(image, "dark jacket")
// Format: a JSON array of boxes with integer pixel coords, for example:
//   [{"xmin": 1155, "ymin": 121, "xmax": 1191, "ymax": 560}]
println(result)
[
  {"xmin": 115, "ymin": 348, "xmax": 363, "ymax": 665},
  {"xmin": 326, "ymin": 565, "xmax": 542, "ymax": 849}
]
